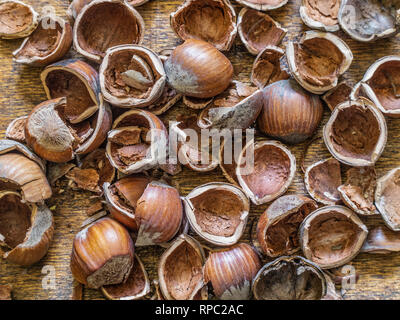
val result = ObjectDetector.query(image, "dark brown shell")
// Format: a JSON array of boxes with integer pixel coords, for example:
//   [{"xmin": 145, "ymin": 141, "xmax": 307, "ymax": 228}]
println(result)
[{"xmin": 322, "ymin": 82, "xmax": 353, "ymax": 111}]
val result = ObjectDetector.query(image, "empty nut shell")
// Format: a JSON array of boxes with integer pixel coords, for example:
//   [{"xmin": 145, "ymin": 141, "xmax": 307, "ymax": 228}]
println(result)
[
  {"xmin": 164, "ymin": 39, "xmax": 234, "ymax": 98},
  {"xmin": 204, "ymin": 243, "xmax": 261, "ymax": 300},
  {"xmin": 237, "ymin": 140, "xmax": 296, "ymax": 205},
  {"xmin": 101, "ymin": 254, "xmax": 150, "ymax": 300},
  {"xmin": 0, "ymin": 0, "xmax": 38, "ymax": 39},
  {"xmin": 70, "ymin": 217, "xmax": 135, "ymax": 289},
  {"xmin": 236, "ymin": 0, "xmax": 288, "ymax": 11},
  {"xmin": 252, "ymin": 255, "xmax": 326, "ymax": 300},
  {"xmin": 287, "ymin": 31, "xmax": 353, "ymax": 94},
  {"xmin": 360, "ymin": 56, "xmax": 400, "ymax": 118},
  {"xmin": 257, "ymin": 79, "xmax": 323, "ymax": 144},
  {"xmin": 299, "ymin": 205, "xmax": 368, "ymax": 269},
  {"xmin": 361, "ymin": 226, "xmax": 400, "ymax": 254},
  {"xmin": 323, "ymin": 98, "xmax": 387, "ymax": 167},
  {"xmin": 375, "ymin": 167, "xmax": 400, "ymax": 231},
  {"xmin": 238, "ymin": 8, "xmax": 287, "ymax": 56},
  {"xmin": 300, "ymin": 0, "xmax": 340, "ymax": 32},
  {"xmin": 184, "ymin": 182, "xmax": 250, "ymax": 246},
  {"xmin": 304, "ymin": 158, "xmax": 342, "ymax": 205},
  {"xmin": 158, "ymin": 234, "xmax": 207, "ymax": 300},
  {"xmin": 170, "ymin": 0, "xmax": 237, "ymax": 51},
  {"xmin": 13, "ymin": 15, "xmax": 72, "ymax": 66},
  {"xmin": 257, "ymin": 195, "xmax": 318, "ymax": 258},
  {"xmin": 5, "ymin": 116, "xmax": 27, "ymax": 143},
  {"xmin": 73, "ymin": 0, "xmax": 144, "ymax": 63},
  {"xmin": 100, "ymin": 45, "xmax": 166, "ymax": 108},
  {"xmin": 322, "ymin": 81, "xmax": 353, "ymax": 111}
]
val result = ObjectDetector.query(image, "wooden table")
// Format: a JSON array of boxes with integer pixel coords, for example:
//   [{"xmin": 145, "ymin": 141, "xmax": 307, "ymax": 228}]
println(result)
[{"xmin": 1, "ymin": 0, "xmax": 400, "ymax": 300}]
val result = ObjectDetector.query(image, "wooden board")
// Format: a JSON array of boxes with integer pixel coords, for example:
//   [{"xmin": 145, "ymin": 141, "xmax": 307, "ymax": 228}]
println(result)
[{"xmin": 1, "ymin": 0, "xmax": 400, "ymax": 300}]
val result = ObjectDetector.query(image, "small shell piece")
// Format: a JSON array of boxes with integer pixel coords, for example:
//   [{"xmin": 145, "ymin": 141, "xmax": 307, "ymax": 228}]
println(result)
[
  {"xmin": 361, "ymin": 226, "xmax": 400, "ymax": 254},
  {"xmin": 67, "ymin": 0, "xmax": 93, "ymax": 21},
  {"xmin": 286, "ymin": 31, "xmax": 353, "ymax": 94},
  {"xmin": 323, "ymin": 98, "xmax": 387, "ymax": 167},
  {"xmin": 322, "ymin": 82, "xmax": 353, "ymax": 111},
  {"xmin": 305, "ymin": 158, "xmax": 342, "ymax": 205},
  {"xmin": 126, "ymin": 0, "xmax": 149, "ymax": 6},
  {"xmin": 300, "ymin": 205, "xmax": 368, "ymax": 269},
  {"xmin": 360, "ymin": 56, "xmax": 400, "ymax": 118},
  {"xmin": 73, "ymin": 0, "xmax": 144, "ymax": 63},
  {"xmin": 0, "ymin": 191, "xmax": 53, "ymax": 266},
  {"xmin": 204, "ymin": 243, "xmax": 261, "ymax": 300},
  {"xmin": 236, "ymin": 0, "xmax": 288, "ymax": 11},
  {"xmin": 184, "ymin": 183, "xmax": 249, "ymax": 246},
  {"xmin": 158, "ymin": 234, "xmax": 207, "ymax": 300},
  {"xmin": 237, "ymin": 140, "xmax": 296, "ymax": 205},
  {"xmin": 13, "ymin": 16, "xmax": 72, "ymax": 67},
  {"xmin": 338, "ymin": 0, "xmax": 398, "ymax": 42},
  {"xmin": 238, "ymin": 8, "xmax": 287, "ymax": 56},
  {"xmin": 170, "ymin": 0, "xmax": 237, "ymax": 51},
  {"xmin": 0, "ymin": 0, "xmax": 39, "ymax": 39},
  {"xmin": 100, "ymin": 45, "xmax": 166, "ymax": 108},
  {"xmin": 257, "ymin": 195, "xmax": 318, "ymax": 258},
  {"xmin": 5, "ymin": 116, "xmax": 27, "ymax": 143},
  {"xmin": 338, "ymin": 167, "xmax": 378, "ymax": 216},
  {"xmin": 101, "ymin": 254, "xmax": 150, "ymax": 300},
  {"xmin": 251, "ymin": 46, "xmax": 289, "ymax": 89},
  {"xmin": 300, "ymin": 0, "xmax": 340, "ymax": 32},
  {"xmin": 375, "ymin": 167, "xmax": 400, "ymax": 231},
  {"xmin": 252, "ymin": 256, "xmax": 326, "ymax": 300}
]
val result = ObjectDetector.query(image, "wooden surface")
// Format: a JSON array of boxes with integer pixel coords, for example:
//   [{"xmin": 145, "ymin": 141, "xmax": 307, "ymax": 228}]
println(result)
[{"xmin": 1, "ymin": 0, "xmax": 400, "ymax": 300}]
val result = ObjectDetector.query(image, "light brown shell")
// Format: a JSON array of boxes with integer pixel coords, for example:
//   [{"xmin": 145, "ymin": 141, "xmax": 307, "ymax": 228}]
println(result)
[
  {"xmin": 300, "ymin": 0, "xmax": 340, "ymax": 32},
  {"xmin": 236, "ymin": 0, "xmax": 288, "ymax": 11}
]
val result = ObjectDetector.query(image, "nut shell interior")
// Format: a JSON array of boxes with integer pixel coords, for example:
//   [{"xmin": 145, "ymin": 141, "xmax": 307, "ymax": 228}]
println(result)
[
  {"xmin": 5, "ymin": 116, "xmax": 27, "ymax": 143},
  {"xmin": 236, "ymin": 0, "xmax": 288, "ymax": 11},
  {"xmin": 322, "ymin": 81, "xmax": 353, "ymax": 111},
  {"xmin": 300, "ymin": 0, "xmax": 340, "ymax": 32}
]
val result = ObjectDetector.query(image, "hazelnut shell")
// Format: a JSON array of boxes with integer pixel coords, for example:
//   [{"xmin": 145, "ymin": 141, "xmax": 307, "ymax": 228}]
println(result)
[
  {"xmin": 236, "ymin": 0, "xmax": 288, "ymax": 11},
  {"xmin": 299, "ymin": 0, "xmax": 340, "ymax": 32}
]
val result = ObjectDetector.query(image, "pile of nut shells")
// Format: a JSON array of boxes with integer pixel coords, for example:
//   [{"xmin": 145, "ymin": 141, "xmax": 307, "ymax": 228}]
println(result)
[{"xmin": 1, "ymin": 0, "xmax": 400, "ymax": 301}]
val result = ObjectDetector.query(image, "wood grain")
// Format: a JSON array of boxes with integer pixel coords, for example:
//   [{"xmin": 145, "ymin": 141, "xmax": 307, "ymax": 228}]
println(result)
[{"xmin": 1, "ymin": 0, "xmax": 400, "ymax": 300}]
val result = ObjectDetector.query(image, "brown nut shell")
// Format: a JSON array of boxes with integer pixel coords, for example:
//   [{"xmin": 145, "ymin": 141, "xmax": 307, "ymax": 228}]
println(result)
[
  {"xmin": 252, "ymin": 255, "xmax": 326, "ymax": 300},
  {"xmin": 323, "ymin": 98, "xmax": 387, "ymax": 167},
  {"xmin": 13, "ymin": 16, "xmax": 72, "ymax": 67},
  {"xmin": 184, "ymin": 183, "xmax": 249, "ymax": 246},
  {"xmin": 204, "ymin": 243, "xmax": 261, "ymax": 300},
  {"xmin": 238, "ymin": 8, "xmax": 287, "ymax": 56},
  {"xmin": 236, "ymin": 0, "xmax": 288, "ymax": 11},
  {"xmin": 299, "ymin": 205, "xmax": 368, "ymax": 269},
  {"xmin": 0, "ymin": 191, "xmax": 53, "ymax": 266},
  {"xmin": 67, "ymin": 0, "xmax": 93, "ymax": 21},
  {"xmin": 257, "ymin": 195, "xmax": 318, "ymax": 258},
  {"xmin": 158, "ymin": 234, "xmax": 207, "ymax": 300},
  {"xmin": 106, "ymin": 109, "xmax": 168, "ymax": 174},
  {"xmin": 338, "ymin": 0, "xmax": 398, "ymax": 42},
  {"xmin": 237, "ymin": 140, "xmax": 296, "ymax": 205},
  {"xmin": 100, "ymin": 45, "xmax": 166, "ymax": 108},
  {"xmin": 170, "ymin": 0, "xmax": 237, "ymax": 51},
  {"xmin": 360, "ymin": 56, "xmax": 400, "ymax": 118},
  {"xmin": 375, "ymin": 167, "xmax": 400, "ymax": 231},
  {"xmin": 338, "ymin": 166, "xmax": 378, "ymax": 216},
  {"xmin": 101, "ymin": 254, "xmax": 150, "ymax": 300},
  {"xmin": 257, "ymin": 79, "xmax": 323, "ymax": 144},
  {"xmin": 73, "ymin": 0, "xmax": 144, "ymax": 63},
  {"xmin": 300, "ymin": 0, "xmax": 340, "ymax": 32},
  {"xmin": 149, "ymin": 86, "xmax": 182, "ymax": 115},
  {"xmin": 322, "ymin": 81, "xmax": 353, "ymax": 111},
  {"xmin": 5, "ymin": 116, "xmax": 27, "ymax": 143},
  {"xmin": 304, "ymin": 158, "xmax": 342, "ymax": 205},
  {"xmin": 70, "ymin": 217, "xmax": 135, "ymax": 289},
  {"xmin": 287, "ymin": 31, "xmax": 353, "ymax": 94},
  {"xmin": 0, "ymin": 0, "xmax": 39, "ymax": 39},
  {"xmin": 361, "ymin": 226, "xmax": 400, "ymax": 254},
  {"xmin": 164, "ymin": 39, "xmax": 234, "ymax": 99}
]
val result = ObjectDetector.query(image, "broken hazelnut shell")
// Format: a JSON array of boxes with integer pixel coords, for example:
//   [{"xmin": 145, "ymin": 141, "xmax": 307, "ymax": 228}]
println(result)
[
  {"xmin": 236, "ymin": 0, "xmax": 288, "ymax": 11},
  {"xmin": 237, "ymin": 8, "xmax": 287, "ymax": 56},
  {"xmin": 299, "ymin": 0, "xmax": 340, "ymax": 32},
  {"xmin": 99, "ymin": 45, "xmax": 166, "ymax": 108},
  {"xmin": 5, "ymin": 116, "xmax": 27, "ymax": 143},
  {"xmin": 257, "ymin": 194, "xmax": 318, "ymax": 258},
  {"xmin": 323, "ymin": 98, "xmax": 387, "ymax": 167},
  {"xmin": 375, "ymin": 167, "xmax": 400, "ymax": 231},
  {"xmin": 67, "ymin": 0, "xmax": 93, "ymax": 21},
  {"xmin": 164, "ymin": 39, "xmax": 234, "ymax": 98},
  {"xmin": 73, "ymin": 0, "xmax": 145, "ymax": 63},
  {"xmin": 170, "ymin": 0, "xmax": 237, "ymax": 51},
  {"xmin": 322, "ymin": 81, "xmax": 353, "ymax": 111},
  {"xmin": 286, "ymin": 31, "xmax": 353, "ymax": 94},
  {"xmin": 237, "ymin": 140, "xmax": 296, "ymax": 205},
  {"xmin": 299, "ymin": 205, "xmax": 368, "ymax": 269},
  {"xmin": 70, "ymin": 217, "xmax": 135, "ymax": 289},
  {"xmin": 257, "ymin": 79, "xmax": 323, "ymax": 144},
  {"xmin": 361, "ymin": 226, "xmax": 400, "ymax": 254},
  {"xmin": 204, "ymin": 243, "xmax": 261, "ymax": 300},
  {"xmin": 252, "ymin": 255, "xmax": 326, "ymax": 300},
  {"xmin": 158, "ymin": 234, "xmax": 207, "ymax": 300},
  {"xmin": 184, "ymin": 182, "xmax": 250, "ymax": 246},
  {"xmin": 13, "ymin": 15, "xmax": 72, "ymax": 67},
  {"xmin": 0, "ymin": 0, "xmax": 39, "ymax": 39}
]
